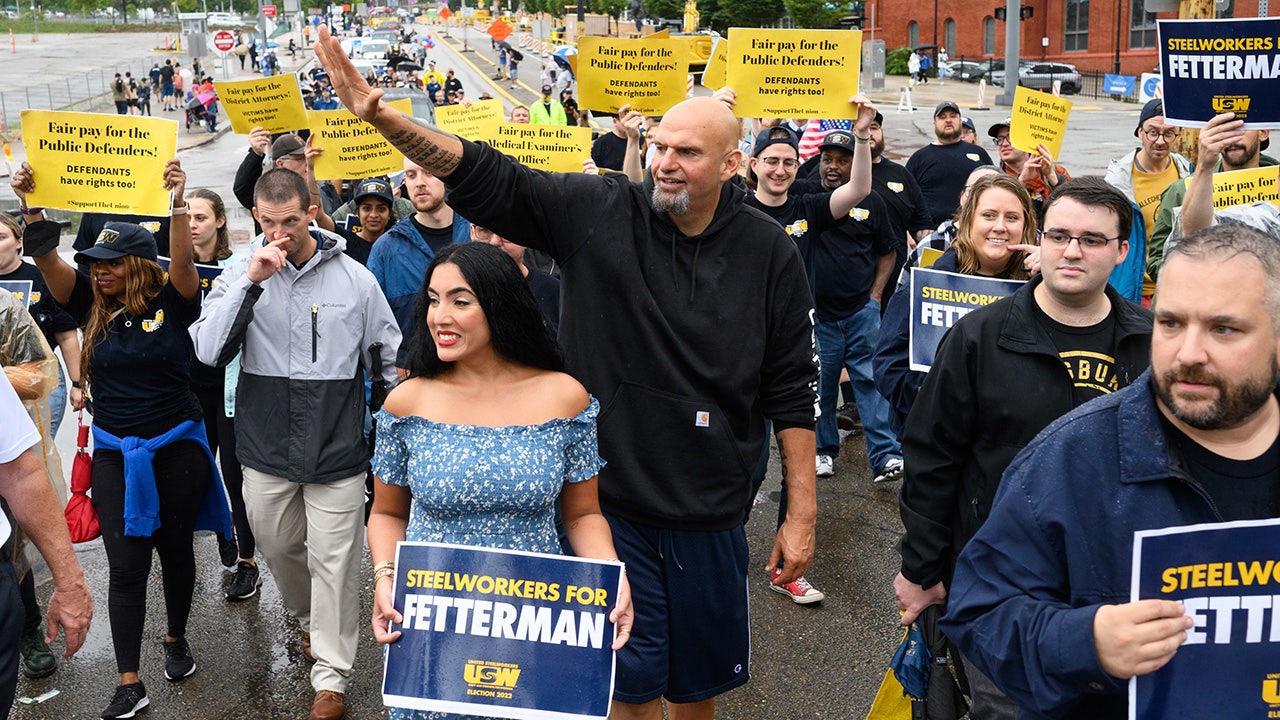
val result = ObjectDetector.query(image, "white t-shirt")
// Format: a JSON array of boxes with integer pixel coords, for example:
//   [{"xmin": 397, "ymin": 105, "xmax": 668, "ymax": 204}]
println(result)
[{"xmin": 0, "ymin": 373, "xmax": 39, "ymax": 546}]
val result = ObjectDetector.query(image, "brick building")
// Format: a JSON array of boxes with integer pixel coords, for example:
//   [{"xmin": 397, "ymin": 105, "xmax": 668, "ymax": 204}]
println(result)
[{"xmin": 868, "ymin": 0, "xmax": 1277, "ymax": 75}]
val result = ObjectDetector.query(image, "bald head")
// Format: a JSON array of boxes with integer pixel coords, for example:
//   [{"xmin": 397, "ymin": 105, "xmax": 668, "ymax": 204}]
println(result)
[{"xmin": 664, "ymin": 96, "xmax": 742, "ymax": 155}]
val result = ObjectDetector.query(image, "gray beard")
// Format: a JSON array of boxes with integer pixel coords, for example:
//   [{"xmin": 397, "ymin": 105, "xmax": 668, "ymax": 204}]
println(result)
[{"xmin": 651, "ymin": 185, "xmax": 691, "ymax": 216}]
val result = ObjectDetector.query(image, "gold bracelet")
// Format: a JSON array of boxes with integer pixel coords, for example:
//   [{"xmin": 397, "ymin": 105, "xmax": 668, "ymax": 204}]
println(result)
[
  {"xmin": 373, "ymin": 567, "xmax": 396, "ymax": 584},
  {"xmin": 373, "ymin": 560, "xmax": 395, "ymax": 573}
]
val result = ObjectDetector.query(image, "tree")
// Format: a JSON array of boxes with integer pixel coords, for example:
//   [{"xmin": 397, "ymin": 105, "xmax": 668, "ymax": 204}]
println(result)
[
  {"xmin": 720, "ymin": 0, "xmax": 783, "ymax": 27},
  {"xmin": 783, "ymin": 0, "xmax": 851, "ymax": 28},
  {"xmin": 642, "ymin": 0, "xmax": 681, "ymax": 21}
]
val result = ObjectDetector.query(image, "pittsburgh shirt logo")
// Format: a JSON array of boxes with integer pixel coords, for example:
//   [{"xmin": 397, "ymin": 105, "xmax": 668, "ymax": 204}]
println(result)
[
  {"xmin": 966, "ymin": 153, "xmax": 981, "ymax": 162},
  {"xmin": 886, "ymin": 181, "xmax": 904, "ymax": 193},
  {"xmin": 784, "ymin": 218, "xmax": 809, "ymax": 238},
  {"xmin": 1058, "ymin": 350, "xmax": 1118, "ymax": 394},
  {"xmin": 139, "ymin": 221, "xmax": 162, "ymax": 233},
  {"xmin": 29, "ymin": 291, "xmax": 41, "ymax": 304},
  {"xmin": 847, "ymin": 207, "xmax": 871, "ymax": 221},
  {"xmin": 141, "ymin": 309, "xmax": 165, "ymax": 333}
]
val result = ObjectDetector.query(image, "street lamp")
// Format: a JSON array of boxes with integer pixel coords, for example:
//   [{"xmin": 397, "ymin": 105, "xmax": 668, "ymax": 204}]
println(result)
[{"xmin": 31, "ymin": 3, "xmax": 37, "ymax": 40}]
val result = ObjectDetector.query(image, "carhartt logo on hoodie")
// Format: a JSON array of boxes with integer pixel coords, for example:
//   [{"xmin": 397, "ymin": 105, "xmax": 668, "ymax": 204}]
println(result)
[{"xmin": 695, "ymin": 411, "xmax": 710, "ymax": 427}]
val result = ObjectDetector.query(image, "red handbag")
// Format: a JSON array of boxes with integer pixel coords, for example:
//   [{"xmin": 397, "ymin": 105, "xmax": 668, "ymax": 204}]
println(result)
[{"xmin": 64, "ymin": 412, "xmax": 100, "ymax": 543}]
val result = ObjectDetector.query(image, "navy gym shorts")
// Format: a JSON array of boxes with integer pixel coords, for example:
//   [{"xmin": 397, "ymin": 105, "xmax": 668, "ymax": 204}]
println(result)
[{"xmin": 606, "ymin": 513, "xmax": 751, "ymax": 704}]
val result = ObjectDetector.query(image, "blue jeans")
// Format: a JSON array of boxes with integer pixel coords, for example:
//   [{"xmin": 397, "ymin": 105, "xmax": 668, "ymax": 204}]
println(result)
[
  {"xmin": 48, "ymin": 360, "xmax": 67, "ymax": 440},
  {"xmin": 816, "ymin": 301, "xmax": 901, "ymax": 471}
]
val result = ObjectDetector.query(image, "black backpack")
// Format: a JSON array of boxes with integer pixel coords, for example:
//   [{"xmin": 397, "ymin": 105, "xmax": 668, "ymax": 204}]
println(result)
[{"xmin": 510, "ymin": 49, "xmax": 523, "ymax": 62}]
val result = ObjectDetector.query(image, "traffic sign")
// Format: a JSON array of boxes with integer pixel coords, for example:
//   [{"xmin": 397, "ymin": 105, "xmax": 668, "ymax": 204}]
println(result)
[{"xmin": 212, "ymin": 29, "xmax": 235, "ymax": 53}]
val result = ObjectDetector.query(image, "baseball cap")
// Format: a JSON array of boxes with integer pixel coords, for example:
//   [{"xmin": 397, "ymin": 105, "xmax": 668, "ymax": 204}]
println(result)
[
  {"xmin": 541, "ymin": 84, "xmax": 553, "ymax": 95},
  {"xmin": 271, "ymin": 134, "xmax": 305, "ymax": 159},
  {"xmin": 1134, "ymin": 99, "xmax": 1164, "ymax": 137},
  {"xmin": 819, "ymin": 129, "xmax": 856, "ymax": 153},
  {"xmin": 873, "ymin": 111, "xmax": 884, "ymax": 126},
  {"xmin": 961, "ymin": 117, "xmax": 976, "ymax": 132},
  {"xmin": 74, "ymin": 222, "xmax": 159, "ymax": 266},
  {"xmin": 988, "ymin": 117, "xmax": 1013, "ymax": 138},
  {"xmin": 752, "ymin": 126, "xmax": 799, "ymax": 157},
  {"xmin": 934, "ymin": 101, "xmax": 961, "ymax": 117},
  {"xmin": 352, "ymin": 177, "xmax": 394, "ymax": 206}
]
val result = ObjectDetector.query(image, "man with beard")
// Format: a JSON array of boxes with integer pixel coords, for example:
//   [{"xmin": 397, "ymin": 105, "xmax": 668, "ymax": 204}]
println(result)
[
  {"xmin": 940, "ymin": 221, "xmax": 1280, "ymax": 720},
  {"xmin": 987, "ymin": 117, "xmax": 1071, "ymax": 208},
  {"xmin": 367, "ymin": 156, "xmax": 471, "ymax": 368},
  {"xmin": 314, "ymin": 28, "xmax": 820, "ymax": 720},
  {"xmin": 1172, "ymin": 112, "xmax": 1280, "ymax": 242},
  {"xmin": 906, "ymin": 101, "xmax": 994, "ymax": 226},
  {"xmin": 1149, "ymin": 113, "xmax": 1274, "ymax": 280},
  {"xmin": 896, "ymin": 177, "xmax": 1154, "ymax": 720}
]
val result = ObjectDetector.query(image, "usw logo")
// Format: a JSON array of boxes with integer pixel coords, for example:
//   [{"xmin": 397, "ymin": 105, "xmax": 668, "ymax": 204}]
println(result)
[{"xmin": 464, "ymin": 660, "xmax": 521, "ymax": 689}]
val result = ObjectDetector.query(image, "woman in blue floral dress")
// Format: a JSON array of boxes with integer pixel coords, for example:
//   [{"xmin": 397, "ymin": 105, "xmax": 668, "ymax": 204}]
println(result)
[{"xmin": 368, "ymin": 243, "xmax": 633, "ymax": 720}]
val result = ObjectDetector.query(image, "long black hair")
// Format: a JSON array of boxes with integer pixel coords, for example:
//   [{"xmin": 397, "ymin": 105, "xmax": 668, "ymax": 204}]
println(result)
[{"xmin": 404, "ymin": 242, "xmax": 564, "ymax": 378}]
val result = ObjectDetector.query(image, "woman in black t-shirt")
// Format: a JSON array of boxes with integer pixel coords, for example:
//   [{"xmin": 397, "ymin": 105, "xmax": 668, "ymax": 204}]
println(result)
[{"xmin": 12, "ymin": 159, "xmax": 229, "ymax": 720}]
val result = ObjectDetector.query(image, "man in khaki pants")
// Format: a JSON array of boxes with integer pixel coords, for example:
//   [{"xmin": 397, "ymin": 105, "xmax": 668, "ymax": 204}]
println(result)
[{"xmin": 191, "ymin": 169, "xmax": 400, "ymax": 720}]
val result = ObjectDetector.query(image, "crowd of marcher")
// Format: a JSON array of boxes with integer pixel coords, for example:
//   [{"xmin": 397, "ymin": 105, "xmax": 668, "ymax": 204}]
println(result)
[{"xmin": 1, "ymin": 16, "xmax": 1278, "ymax": 720}]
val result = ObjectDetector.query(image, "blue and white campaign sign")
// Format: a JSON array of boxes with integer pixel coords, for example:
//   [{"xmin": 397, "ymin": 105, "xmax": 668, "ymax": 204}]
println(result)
[
  {"xmin": 1129, "ymin": 518, "xmax": 1280, "ymax": 720},
  {"xmin": 157, "ymin": 256, "xmax": 225, "ymax": 301},
  {"xmin": 1104, "ymin": 74, "xmax": 1136, "ymax": 96},
  {"xmin": 1159, "ymin": 17, "xmax": 1280, "ymax": 129},
  {"xmin": 1140, "ymin": 73, "xmax": 1163, "ymax": 103},
  {"xmin": 908, "ymin": 267, "xmax": 1022, "ymax": 372},
  {"xmin": 384, "ymin": 542, "xmax": 623, "ymax": 720},
  {"xmin": 0, "ymin": 280, "xmax": 34, "ymax": 309}
]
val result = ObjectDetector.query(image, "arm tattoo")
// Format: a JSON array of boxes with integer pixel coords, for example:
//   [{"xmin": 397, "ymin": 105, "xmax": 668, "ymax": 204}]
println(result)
[
  {"xmin": 382, "ymin": 114, "xmax": 461, "ymax": 175},
  {"xmin": 776, "ymin": 434, "xmax": 789, "ymax": 484}
]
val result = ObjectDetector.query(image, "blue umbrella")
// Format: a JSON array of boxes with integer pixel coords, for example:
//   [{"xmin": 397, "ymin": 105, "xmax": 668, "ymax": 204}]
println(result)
[{"xmin": 552, "ymin": 45, "xmax": 576, "ymax": 77}]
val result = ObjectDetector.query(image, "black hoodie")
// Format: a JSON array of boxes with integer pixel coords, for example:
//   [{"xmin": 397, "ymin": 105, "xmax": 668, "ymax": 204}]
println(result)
[{"xmin": 445, "ymin": 139, "xmax": 819, "ymax": 530}]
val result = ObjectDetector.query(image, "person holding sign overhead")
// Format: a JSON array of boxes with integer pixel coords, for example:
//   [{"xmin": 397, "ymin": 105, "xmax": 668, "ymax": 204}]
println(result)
[
  {"xmin": 11, "ymin": 159, "xmax": 233, "ymax": 720},
  {"xmin": 895, "ymin": 178, "xmax": 1152, "ymax": 720},
  {"xmin": 314, "ymin": 24, "xmax": 819, "ymax": 720},
  {"xmin": 368, "ymin": 242, "xmax": 633, "ymax": 719},
  {"xmin": 1179, "ymin": 112, "xmax": 1280, "ymax": 239},
  {"xmin": 987, "ymin": 118, "xmax": 1071, "ymax": 212}
]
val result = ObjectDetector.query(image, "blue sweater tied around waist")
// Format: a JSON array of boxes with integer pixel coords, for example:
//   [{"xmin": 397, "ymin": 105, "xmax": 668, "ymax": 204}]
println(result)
[{"xmin": 92, "ymin": 420, "xmax": 233, "ymax": 538}]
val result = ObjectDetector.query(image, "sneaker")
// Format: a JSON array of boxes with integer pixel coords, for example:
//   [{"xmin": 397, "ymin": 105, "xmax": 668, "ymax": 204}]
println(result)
[
  {"xmin": 769, "ymin": 570, "xmax": 826, "ymax": 604},
  {"xmin": 226, "ymin": 561, "xmax": 261, "ymax": 601},
  {"xmin": 815, "ymin": 455, "xmax": 835, "ymax": 478},
  {"xmin": 101, "ymin": 682, "xmax": 149, "ymax": 719},
  {"xmin": 874, "ymin": 457, "xmax": 904, "ymax": 484},
  {"xmin": 163, "ymin": 637, "xmax": 196, "ymax": 681},
  {"xmin": 19, "ymin": 625, "xmax": 57, "ymax": 678},
  {"xmin": 218, "ymin": 536, "xmax": 238, "ymax": 572},
  {"xmin": 836, "ymin": 401, "xmax": 862, "ymax": 432}
]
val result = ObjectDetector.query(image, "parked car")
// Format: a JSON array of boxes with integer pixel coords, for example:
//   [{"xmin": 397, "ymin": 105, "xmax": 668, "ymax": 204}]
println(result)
[
  {"xmin": 1017, "ymin": 62, "xmax": 1083, "ymax": 94},
  {"xmin": 1, "ymin": 8, "xmax": 18, "ymax": 18},
  {"xmin": 971, "ymin": 59, "xmax": 1005, "ymax": 84},
  {"xmin": 942, "ymin": 60, "xmax": 985, "ymax": 82}
]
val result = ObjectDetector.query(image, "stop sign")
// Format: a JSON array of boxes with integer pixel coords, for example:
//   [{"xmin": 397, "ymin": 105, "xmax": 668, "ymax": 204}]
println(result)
[{"xmin": 212, "ymin": 29, "xmax": 236, "ymax": 52}]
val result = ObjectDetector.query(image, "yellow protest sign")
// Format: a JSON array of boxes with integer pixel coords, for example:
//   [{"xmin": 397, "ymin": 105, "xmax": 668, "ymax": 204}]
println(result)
[
  {"xmin": 645, "ymin": 29, "xmax": 670, "ymax": 40},
  {"xmin": 701, "ymin": 36, "xmax": 728, "ymax": 90},
  {"xmin": 1211, "ymin": 166, "xmax": 1280, "ymax": 208},
  {"xmin": 308, "ymin": 98, "xmax": 412, "ymax": 180},
  {"xmin": 21, "ymin": 110, "xmax": 177, "ymax": 216},
  {"xmin": 726, "ymin": 28, "xmax": 861, "ymax": 119},
  {"xmin": 434, "ymin": 99, "xmax": 503, "ymax": 140},
  {"xmin": 919, "ymin": 247, "xmax": 944, "ymax": 268},
  {"xmin": 1009, "ymin": 85, "xmax": 1073, "ymax": 160},
  {"xmin": 215, "ymin": 76, "xmax": 309, "ymax": 135},
  {"xmin": 472, "ymin": 122, "xmax": 592, "ymax": 173},
  {"xmin": 577, "ymin": 36, "xmax": 689, "ymax": 115}
]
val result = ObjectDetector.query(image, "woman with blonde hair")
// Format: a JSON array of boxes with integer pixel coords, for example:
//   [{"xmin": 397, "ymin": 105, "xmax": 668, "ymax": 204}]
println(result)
[{"xmin": 874, "ymin": 172, "xmax": 1038, "ymax": 437}]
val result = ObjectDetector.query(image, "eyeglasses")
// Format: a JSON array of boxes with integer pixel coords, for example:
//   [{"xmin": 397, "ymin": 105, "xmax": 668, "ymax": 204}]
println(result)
[
  {"xmin": 759, "ymin": 157, "xmax": 799, "ymax": 169},
  {"xmin": 1039, "ymin": 230, "xmax": 1119, "ymax": 249},
  {"xmin": 991, "ymin": 135, "xmax": 1011, "ymax": 147},
  {"xmin": 1142, "ymin": 128, "xmax": 1181, "ymax": 142}
]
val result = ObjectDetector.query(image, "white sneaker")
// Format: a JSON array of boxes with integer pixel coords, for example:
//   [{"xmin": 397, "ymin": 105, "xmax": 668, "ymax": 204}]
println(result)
[
  {"xmin": 815, "ymin": 455, "xmax": 835, "ymax": 477},
  {"xmin": 874, "ymin": 457, "xmax": 904, "ymax": 483}
]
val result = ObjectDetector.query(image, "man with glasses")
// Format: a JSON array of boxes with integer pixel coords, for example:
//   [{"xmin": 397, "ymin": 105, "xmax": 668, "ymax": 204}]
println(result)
[
  {"xmin": 987, "ymin": 118, "xmax": 1071, "ymax": 209},
  {"xmin": 1103, "ymin": 99, "xmax": 1192, "ymax": 300},
  {"xmin": 1148, "ymin": 105, "xmax": 1273, "ymax": 281},
  {"xmin": 895, "ymin": 177, "xmax": 1153, "ymax": 720}
]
